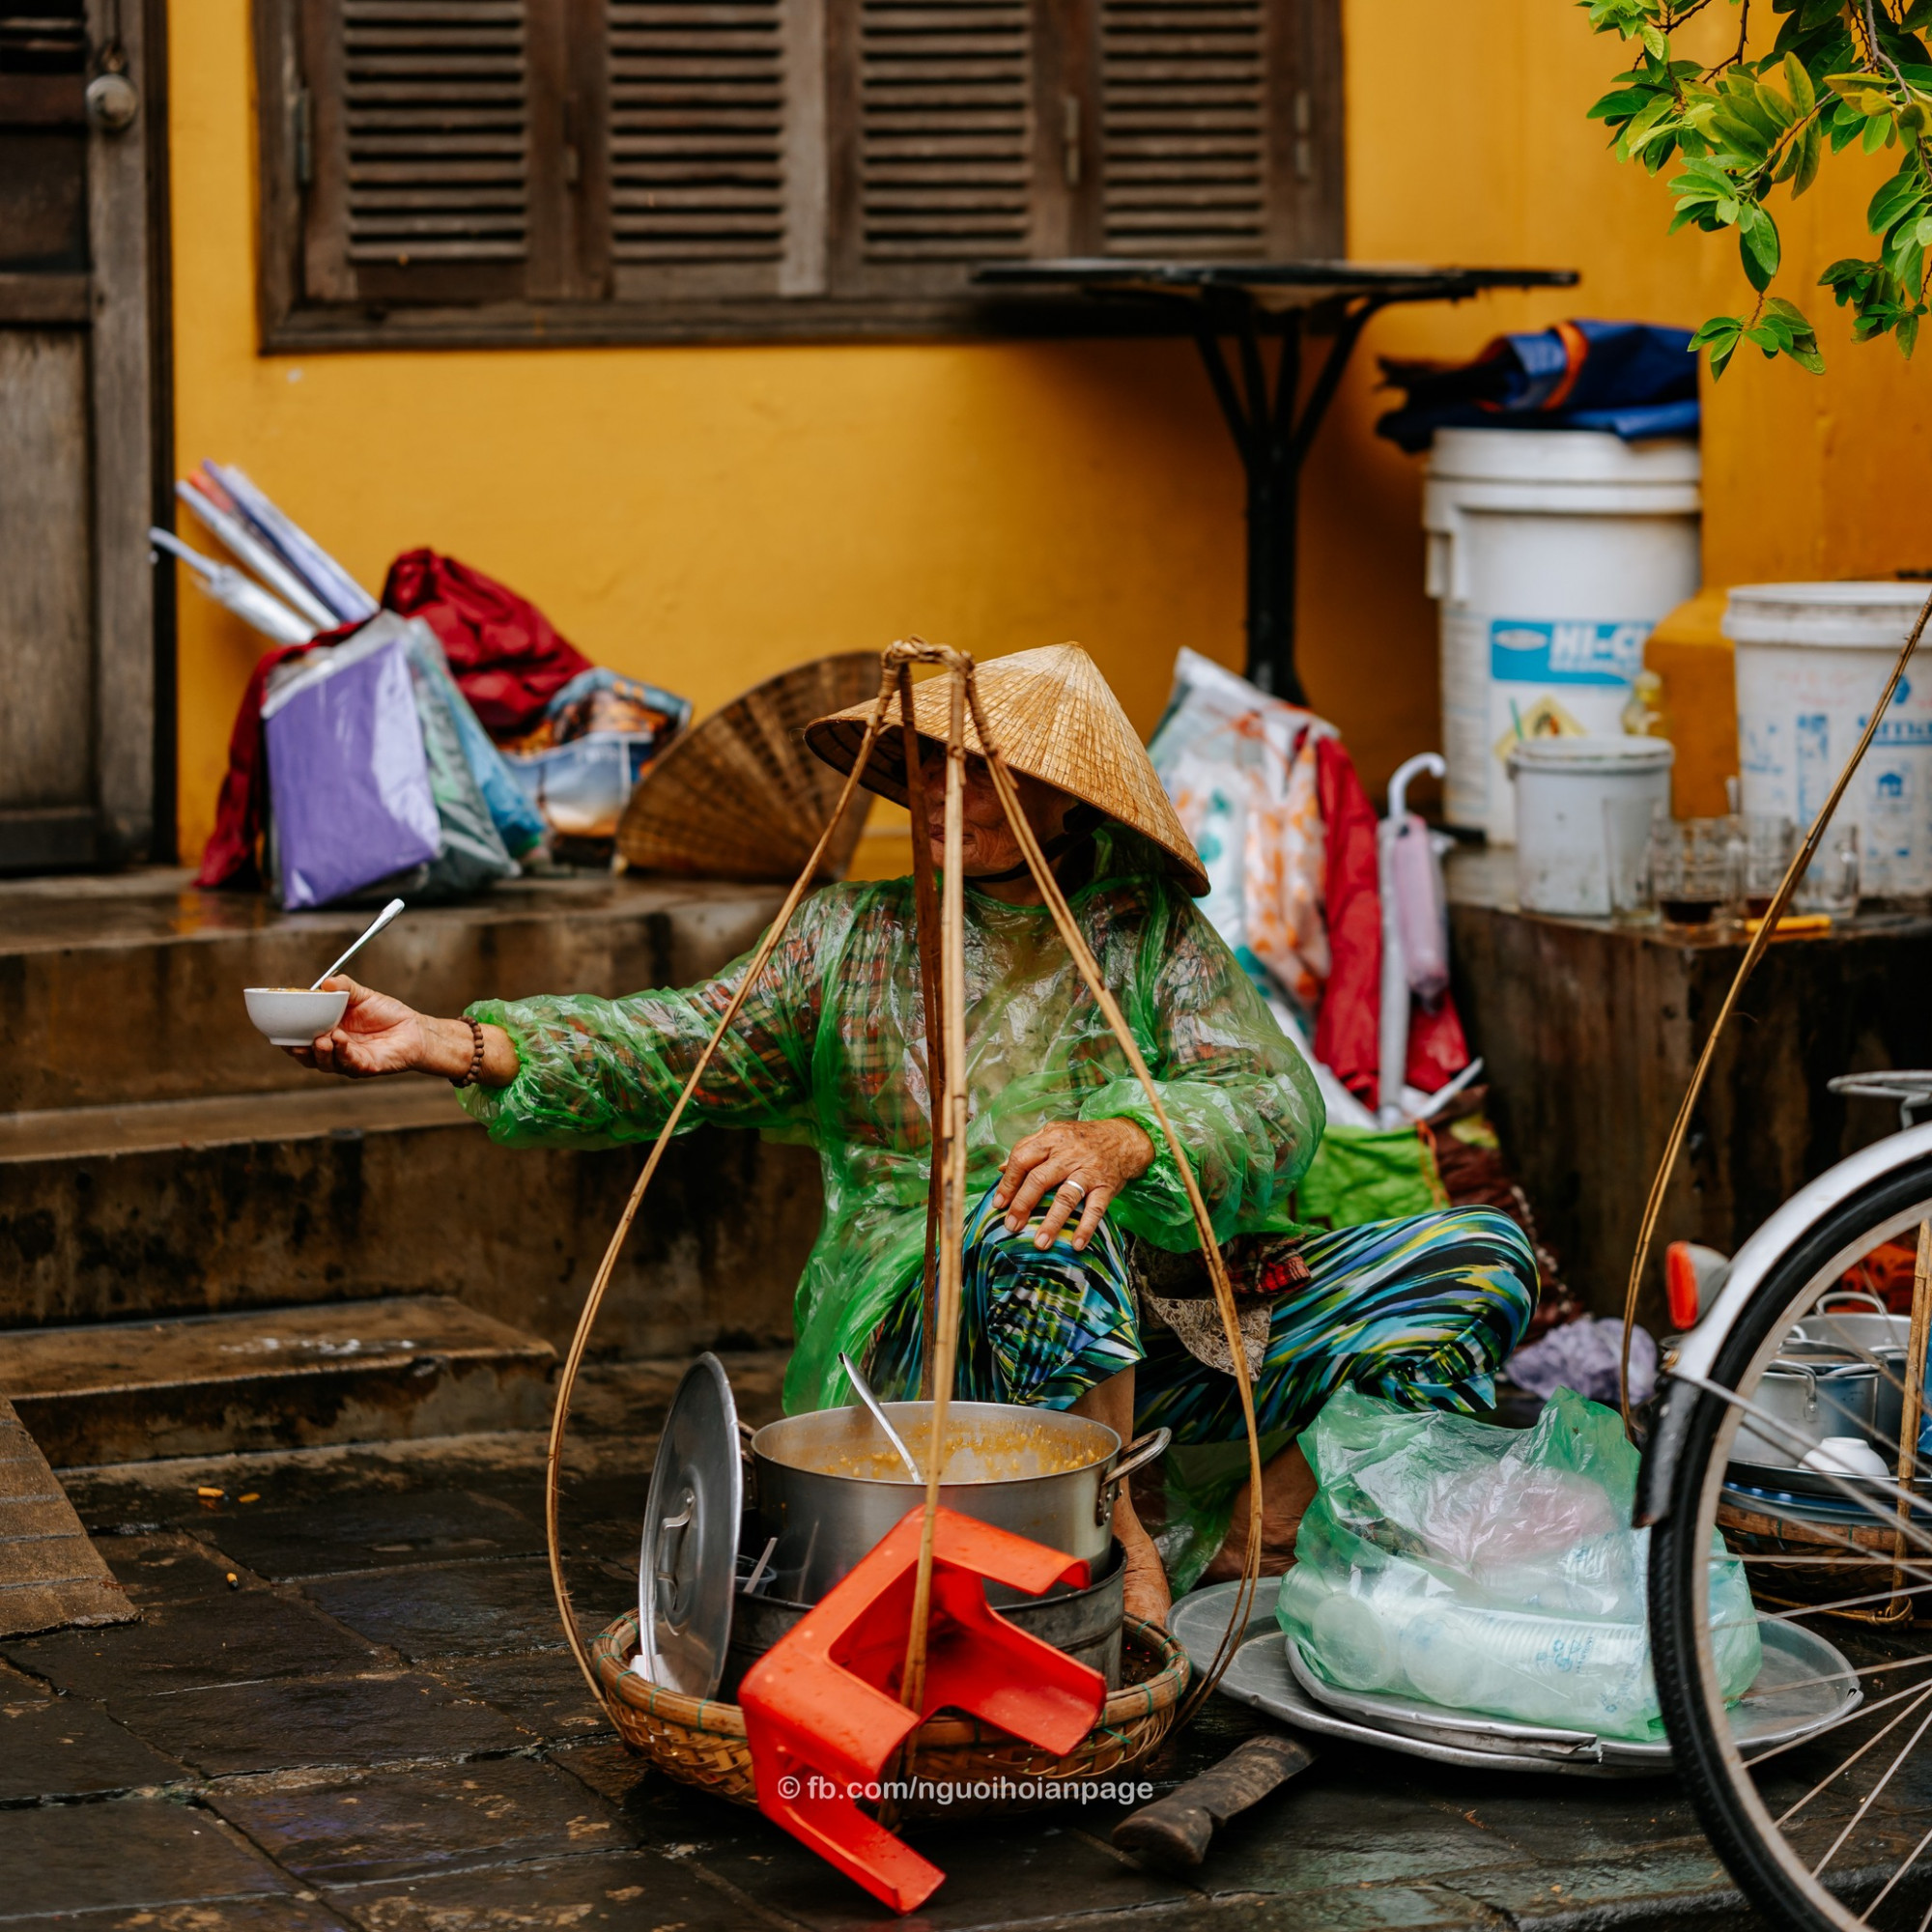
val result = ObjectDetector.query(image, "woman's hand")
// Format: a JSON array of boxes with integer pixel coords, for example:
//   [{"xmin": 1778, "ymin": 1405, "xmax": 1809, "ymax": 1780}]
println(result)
[
  {"xmin": 287, "ymin": 977, "xmax": 514, "ymax": 1084},
  {"xmin": 991, "ymin": 1119, "xmax": 1155, "ymax": 1252}
]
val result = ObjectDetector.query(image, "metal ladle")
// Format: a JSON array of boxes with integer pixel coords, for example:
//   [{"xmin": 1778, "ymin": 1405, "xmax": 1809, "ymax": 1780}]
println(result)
[{"xmin": 837, "ymin": 1350, "xmax": 923, "ymax": 1483}]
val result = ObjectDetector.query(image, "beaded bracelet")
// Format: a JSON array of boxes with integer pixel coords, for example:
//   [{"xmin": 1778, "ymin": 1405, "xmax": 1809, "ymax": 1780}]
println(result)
[{"xmin": 450, "ymin": 1016, "xmax": 486, "ymax": 1089}]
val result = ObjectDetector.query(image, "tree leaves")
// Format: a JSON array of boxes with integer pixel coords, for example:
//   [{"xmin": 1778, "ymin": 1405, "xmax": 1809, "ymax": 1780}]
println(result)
[
  {"xmin": 1689, "ymin": 314, "xmax": 1746, "ymax": 378},
  {"xmin": 1580, "ymin": 0, "xmax": 1932, "ymax": 374},
  {"xmin": 1739, "ymin": 202, "xmax": 1783, "ymax": 286}
]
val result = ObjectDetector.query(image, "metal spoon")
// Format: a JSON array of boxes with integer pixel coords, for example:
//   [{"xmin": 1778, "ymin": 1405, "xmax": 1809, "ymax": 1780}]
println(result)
[
  {"xmin": 310, "ymin": 897, "xmax": 405, "ymax": 991},
  {"xmin": 837, "ymin": 1350, "xmax": 922, "ymax": 1483}
]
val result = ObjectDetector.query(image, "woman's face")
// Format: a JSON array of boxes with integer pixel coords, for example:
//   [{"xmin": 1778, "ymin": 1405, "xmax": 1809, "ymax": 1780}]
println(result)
[{"xmin": 917, "ymin": 747, "xmax": 1070, "ymax": 877}]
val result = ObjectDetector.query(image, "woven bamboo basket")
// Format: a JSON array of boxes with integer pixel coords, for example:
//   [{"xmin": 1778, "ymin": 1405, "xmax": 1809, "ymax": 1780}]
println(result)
[
  {"xmin": 616, "ymin": 652, "xmax": 880, "ymax": 882},
  {"xmin": 591, "ymin": 1608, "xmax": 1190, "ymax": 1816},
  {"xmin": 1719, "ymin": 1494, "xmax": 1924, "ymax": 1617}
]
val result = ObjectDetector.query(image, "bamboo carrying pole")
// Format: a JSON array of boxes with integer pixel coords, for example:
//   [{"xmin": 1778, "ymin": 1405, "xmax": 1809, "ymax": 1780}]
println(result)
[
  {"xmin": 1618, "ymin": 585, "xmax": 1932, "ymax": 1431},
  {"xmin": 899, "ymin": 662, "xmax": 973, "ymax": 1714},
  {"xmin": 899, "ymin": 662, "xmax": 947, "ymax": 1403}
]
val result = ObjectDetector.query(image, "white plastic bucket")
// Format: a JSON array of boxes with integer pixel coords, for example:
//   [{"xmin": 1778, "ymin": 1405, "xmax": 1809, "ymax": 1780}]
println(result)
[
  {"xmin": 1725, "ymin": 582, "xmax": 1932, "ymax": 897},
  {"xmin": 1425, "ymin": 429, "xmax": 1702, "ymax": 844},
  {"xmin": 1507, "ymin": 736, "xmax": 1674, "ymax": 917}
]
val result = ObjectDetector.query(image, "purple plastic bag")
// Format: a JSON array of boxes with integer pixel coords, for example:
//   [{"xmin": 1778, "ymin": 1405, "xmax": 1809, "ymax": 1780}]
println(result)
[
  {"xmin": 262, "ymin": 626, "xmax": 440, "ymax": 909},
  {"xmin": 1506, "ymin": 1316, "xmax": 1658, "ymax": 1408}
]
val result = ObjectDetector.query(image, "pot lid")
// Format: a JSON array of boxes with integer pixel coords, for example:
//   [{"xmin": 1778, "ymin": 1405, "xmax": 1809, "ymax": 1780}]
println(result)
[{"xmin": 637, "ymin": 1352, "xmax": 742, "ymax": 1699}]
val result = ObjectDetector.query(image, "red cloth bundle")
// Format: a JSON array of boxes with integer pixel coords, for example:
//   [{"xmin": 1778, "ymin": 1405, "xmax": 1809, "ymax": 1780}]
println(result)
[{"xmin": 381, "ymin": 550, "xmax": 591, "ymax": 738}]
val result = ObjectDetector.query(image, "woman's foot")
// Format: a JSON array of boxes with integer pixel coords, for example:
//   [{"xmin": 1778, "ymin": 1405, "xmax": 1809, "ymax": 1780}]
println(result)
[
  {"xmin": 1117, "ymin": 1493, "xmax": 1172, "ymax": 1628},
  {"xmin": 1201, "ymin": 1440, "xmax": 1318, "ymax": 1585}
]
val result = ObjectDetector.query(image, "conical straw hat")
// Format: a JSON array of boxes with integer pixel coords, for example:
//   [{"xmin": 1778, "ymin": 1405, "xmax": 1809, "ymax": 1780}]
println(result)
[
  {"xmin": 805, "ymin": 643, "xmax": 1208, "ymax": 897},
  {"xmin": 618, "ymin": 652, "xmax": 880, "ymax": 882}
]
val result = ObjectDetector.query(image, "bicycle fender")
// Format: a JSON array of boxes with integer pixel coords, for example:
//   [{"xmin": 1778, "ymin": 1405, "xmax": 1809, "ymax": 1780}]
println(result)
[{"xmin": 1634, "ymin": 1120, "xmax": 1932, "ymax": 1527}]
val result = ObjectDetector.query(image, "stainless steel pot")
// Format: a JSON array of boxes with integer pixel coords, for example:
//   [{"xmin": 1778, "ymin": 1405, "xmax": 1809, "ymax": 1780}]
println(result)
[
  {"xmin": 1793, "ymin": 1312, "xmax": 1912, "ymax": 1355},
  {"xmin": 723, "ymin": 1538, "xmax": 1127, "ymax": 1695},
  {"xmin": 1732, "ymin": 1354, "xmax": 1879, "ymax": 1468},
  {"xmin": 750, "ymin": 1400, "xmax": 1169, "ymax": 1605},
  {"xmin": 1791, "ymin": 1317, "xmax": 1917, "ymax": 1459}
]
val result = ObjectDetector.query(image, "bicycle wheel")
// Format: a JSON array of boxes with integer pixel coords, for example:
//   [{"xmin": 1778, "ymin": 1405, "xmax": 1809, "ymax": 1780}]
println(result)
[{"xmin": 1652, "ymin": 1151, "xmax": 1932, "ymax": 1932}]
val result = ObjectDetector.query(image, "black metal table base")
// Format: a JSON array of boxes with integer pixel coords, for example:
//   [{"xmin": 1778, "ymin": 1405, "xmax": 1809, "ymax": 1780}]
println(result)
[{"xmin": 973, "ymin": 261, "xmax": 1578, "ymax": 703}]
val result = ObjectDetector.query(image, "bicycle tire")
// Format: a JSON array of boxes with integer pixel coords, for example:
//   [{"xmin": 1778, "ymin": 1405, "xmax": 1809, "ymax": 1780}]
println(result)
[{"xmin": 1650, "ymin": 1152, "xmax": 1932, "ymax": 1932}]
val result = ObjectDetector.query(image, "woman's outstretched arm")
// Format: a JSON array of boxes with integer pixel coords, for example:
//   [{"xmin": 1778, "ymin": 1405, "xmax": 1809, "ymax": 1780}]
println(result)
[{"xmin": 288, "ymin": 976, "xmax": 520, "ymax": 1086}]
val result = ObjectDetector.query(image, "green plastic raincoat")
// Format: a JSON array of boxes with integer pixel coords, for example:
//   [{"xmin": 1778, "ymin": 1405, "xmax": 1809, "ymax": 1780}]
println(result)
[{"xmin": 460, "ymin": 827, "xmax": 1325, "ymax": 1414}]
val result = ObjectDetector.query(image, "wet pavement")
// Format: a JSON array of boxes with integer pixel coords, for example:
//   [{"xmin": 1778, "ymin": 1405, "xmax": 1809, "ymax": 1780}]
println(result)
[{"xmin": 1, "ymin": 1365, "xmax": 1769, "ymax": 1932}]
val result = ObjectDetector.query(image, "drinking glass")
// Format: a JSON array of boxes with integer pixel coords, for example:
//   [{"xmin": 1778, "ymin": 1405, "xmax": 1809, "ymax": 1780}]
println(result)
[
  {"xmin": 1649, "ymin": 817, "xmax": 1731, "ymax": 928},
  {"xmin": 1795, "ymin": 821, "xmax": 1861, "ymax": 917},
  {"xmin": 1728, "ymin": 812, "xmax": 1797, "ymax": 920}
]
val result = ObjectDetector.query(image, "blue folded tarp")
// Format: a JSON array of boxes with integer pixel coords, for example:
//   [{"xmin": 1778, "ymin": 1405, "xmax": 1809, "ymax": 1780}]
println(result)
[{"xmin": 1376, "ymin": 320, "xmax": 1698, "ymax": 452}]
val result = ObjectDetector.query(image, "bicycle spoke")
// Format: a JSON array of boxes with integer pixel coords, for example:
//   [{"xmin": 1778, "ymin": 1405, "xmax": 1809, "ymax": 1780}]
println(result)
[
  {"xmin": 1767, "ymin": 1580, "xmax": 1932, "ymax": 1622},
  {"xmin": 1742, "ymin": 1557, "xmax": 1932, "ymax": 1569},
  {"xmin": 1811, "ymin": 1693, "xmax": 1932, "ymax": 1875},
  {"xmin": 1739, "ymin": 1653, "xmax": 1932, "ymax": 1707},
  {"xmin": 1860, "ymin": 1814, "xmax": 1932, "ymax": 1920},
  {"xmin": 1758, "ymin": 1677, "xmax": 1932, "ymax": 1782}
]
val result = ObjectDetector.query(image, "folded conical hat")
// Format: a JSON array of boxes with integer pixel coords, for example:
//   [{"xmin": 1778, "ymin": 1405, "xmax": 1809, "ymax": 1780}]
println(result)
[
  {"xmin": 805, "ymin": 643, "xmax": 1208, "ymax": 897},
  {"xmin": 618, "ymin": 652, "xmax": 880, "ymax": 882}
]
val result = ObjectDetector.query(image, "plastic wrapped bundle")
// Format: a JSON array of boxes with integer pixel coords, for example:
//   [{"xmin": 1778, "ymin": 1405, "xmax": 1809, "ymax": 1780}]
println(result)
[{"xmin": 1276, "ymin": 1387, "xmax": 1760, "ymax": 1740}]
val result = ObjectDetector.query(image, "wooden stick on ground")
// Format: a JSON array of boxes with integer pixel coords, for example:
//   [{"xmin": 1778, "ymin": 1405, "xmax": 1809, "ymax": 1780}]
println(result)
[{"xmin": 1112, "ymin": 1734, "xmax": 1319, "ymax": 1872}]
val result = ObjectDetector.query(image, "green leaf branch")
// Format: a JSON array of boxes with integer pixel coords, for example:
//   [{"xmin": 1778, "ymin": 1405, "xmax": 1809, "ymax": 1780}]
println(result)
[{"xmin": 1579, "ymin": 0, "xmax": 1932, "ymax": 372}]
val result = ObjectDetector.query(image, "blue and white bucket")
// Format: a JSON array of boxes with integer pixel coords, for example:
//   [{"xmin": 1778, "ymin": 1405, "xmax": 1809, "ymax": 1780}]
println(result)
[
  {"xmin": 1424, "ymin": 429, "xmax": 1703, "ymax": 844},
  {"xmin": 1727, "ymin": 582, "xmax": 1932, "ymax": 899}
]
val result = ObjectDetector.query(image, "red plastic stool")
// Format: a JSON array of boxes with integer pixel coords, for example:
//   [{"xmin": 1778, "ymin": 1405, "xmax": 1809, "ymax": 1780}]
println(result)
[{"xmin": 739, "ymin": 1505, "xmax": 1106, "ymax": 1914}]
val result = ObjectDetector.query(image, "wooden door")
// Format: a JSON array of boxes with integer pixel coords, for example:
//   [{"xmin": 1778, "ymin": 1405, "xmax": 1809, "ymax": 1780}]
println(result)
[{"xmin": 0, "ymin": 0, "xmax": 165, "ymax": 871}]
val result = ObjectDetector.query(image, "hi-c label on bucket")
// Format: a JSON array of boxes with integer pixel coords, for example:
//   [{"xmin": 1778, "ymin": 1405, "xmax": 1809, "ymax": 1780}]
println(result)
[
  {"xmin": 1441, "ymin": 612, "xmax": 1652, "ymax": 841},
  {"xmin": 1489, "ymin": 619, "xmax": 1648, "ymax": 686}
]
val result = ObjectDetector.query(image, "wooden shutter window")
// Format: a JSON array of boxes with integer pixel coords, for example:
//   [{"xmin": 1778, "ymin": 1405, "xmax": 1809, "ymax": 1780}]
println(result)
[
  {"xmin": 0, "ymin": 5, "xmax": 87, "ymax": 78},
  {"xmin": 859, "ymin": 0, "xmax": 1033, "ymax": 270},
  {"xmin": 607, "ymin": 0, "xmax": 788, "ymax": 295},
  {"xmin": 1099, "ymin": 0, "xmax": 1264, "ymax": 257},
  {"xmin": 301, "ymin": 0, "xmax": 538, "ymax": 304},
  {"xmin": 261, "ymin": 0, "xmax": 1345, "ymax": 341},
  {"xmin": 345, "ymin": 0, "xmax": 530, "ymax": 265}
]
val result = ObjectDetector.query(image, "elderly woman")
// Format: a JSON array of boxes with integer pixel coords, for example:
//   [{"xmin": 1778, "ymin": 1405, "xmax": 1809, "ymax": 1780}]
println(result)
[{"xmin": 297, "ymin": 645, "xmax": 1536, "ymax": 1624}]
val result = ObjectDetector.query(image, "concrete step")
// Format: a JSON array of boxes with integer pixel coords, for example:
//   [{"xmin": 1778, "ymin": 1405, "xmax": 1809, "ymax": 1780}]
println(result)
[
  {"xmin": 1, "ymin": 867, "xmax": 786, "ymax": 1112},
  {"xmin": 0, "ymin": 1295, "xmax": 557, "ymax": 1467},
  {"xmin": 0, "ymin": 1079, "xmax": 816, "ymax": 1356}
]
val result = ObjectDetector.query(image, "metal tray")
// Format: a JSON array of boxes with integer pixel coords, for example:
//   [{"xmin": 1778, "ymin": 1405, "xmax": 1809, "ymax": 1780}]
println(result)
[
  {"xmin": 1723, "ymin": 1478, "xmax": 1932, "ymax": 1524},
  {"xmin": 1223, "ymin": 1633, "xmax": 1658, "ymax": 1776},
  {"xmin": 1283, "ymin": 1618, "xmax": 1860, "ymax": 1765},
  {"xmin": 1171, "ymin": 1581, "xmax": 1861, "ymax": 1779},
  {"xmin": 1728, "ymin": 1456, "xmax": 1932, "ymax": 1508}
]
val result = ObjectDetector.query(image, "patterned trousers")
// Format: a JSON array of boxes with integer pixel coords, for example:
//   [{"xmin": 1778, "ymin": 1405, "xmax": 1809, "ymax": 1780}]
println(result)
[{"xmin": 869, "ymin": 1187, "xmax": 1539, "ymax": 1445}]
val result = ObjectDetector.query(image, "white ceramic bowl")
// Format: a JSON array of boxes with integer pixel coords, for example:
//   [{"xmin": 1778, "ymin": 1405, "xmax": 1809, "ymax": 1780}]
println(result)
[{"xmin": 244, "ymin": 986, "xmax": 349, "ymax": 1048}]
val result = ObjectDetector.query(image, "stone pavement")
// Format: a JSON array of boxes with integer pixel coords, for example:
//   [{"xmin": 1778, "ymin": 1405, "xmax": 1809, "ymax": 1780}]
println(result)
[{"xmin": 0, "ymin": 1359, "xmax": 1769, "ymax": 1932}]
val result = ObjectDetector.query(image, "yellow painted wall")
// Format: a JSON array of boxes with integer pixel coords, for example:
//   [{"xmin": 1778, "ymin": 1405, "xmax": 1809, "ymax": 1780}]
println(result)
[{"xmin": 168, "ymin": 1, "xmax": 1920, "ymax": 870}]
